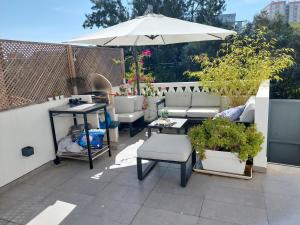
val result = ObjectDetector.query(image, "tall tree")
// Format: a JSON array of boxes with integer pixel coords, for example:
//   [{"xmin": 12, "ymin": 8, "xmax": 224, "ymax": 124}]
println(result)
[{"xmin": 83, "ymin": 0, "xmax": 129, "ymax": 28}]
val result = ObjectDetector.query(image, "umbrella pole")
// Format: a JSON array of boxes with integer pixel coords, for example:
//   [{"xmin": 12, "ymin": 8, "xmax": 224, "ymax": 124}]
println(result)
[{"xmin": 133, "ymin": 46, "xmax": 140, "ymax": 95}]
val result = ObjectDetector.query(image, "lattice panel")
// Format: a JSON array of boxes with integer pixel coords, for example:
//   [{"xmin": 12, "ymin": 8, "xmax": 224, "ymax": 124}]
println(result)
[
  {"xmin": 0, "ymin": 40, "xmax": 125, "ymax": 111},
  {"xmin": 73, "ymin": 46, "xmax": 124, "ymax": 93},
  {"xmin": 0, "ymin": 40, "xmax": 71, "ymax": 111}
]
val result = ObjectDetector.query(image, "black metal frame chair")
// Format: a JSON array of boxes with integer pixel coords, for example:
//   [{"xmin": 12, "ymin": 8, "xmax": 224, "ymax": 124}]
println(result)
[{"xmin": 137, "ymin": 150, "xmax": 197, "ymax": 187}]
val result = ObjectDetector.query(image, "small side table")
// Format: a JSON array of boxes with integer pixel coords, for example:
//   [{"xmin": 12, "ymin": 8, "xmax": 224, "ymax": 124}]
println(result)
[
  {"xmin": 49, "ymin": 103, "xmax": 111, "ymax": 169},
  {"xmin": 147, "ymin": 118, "xmax": 188, "ymax": 138}
]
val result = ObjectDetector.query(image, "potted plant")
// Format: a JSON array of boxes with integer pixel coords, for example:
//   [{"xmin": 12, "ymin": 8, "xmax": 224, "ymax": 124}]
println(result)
[
  {"xmin": 53, "ymin": 91, "xmax": 60, "ymax": 100},
  {"xmin": 188, "ymin": 117, "xmax": 264, "ymax": 175},
  {"xmin": 47, "ymin": 95, "xmax": 54, "ymax": 101}
]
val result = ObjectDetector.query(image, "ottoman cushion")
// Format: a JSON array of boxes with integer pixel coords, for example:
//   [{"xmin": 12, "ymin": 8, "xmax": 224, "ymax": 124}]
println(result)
[{"xmin": 137, "ymin": 134, "xmax": 192, "ymax": 162}]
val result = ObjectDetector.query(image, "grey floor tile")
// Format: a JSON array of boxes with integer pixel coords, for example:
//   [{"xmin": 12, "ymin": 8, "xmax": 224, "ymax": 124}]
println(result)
[
  {"xmin": 268, "ymin": 213, "xmax": 300, "ymax": 225},
  {"xmin": 0, "ymin": 200, "xmax": 50, "ymax": 224},
  {"xmin": 112, "ymin": 165, "xmax": 165, "ymax": 190},
  {"xmin": 43, "ymin": 191, "xmax": 94, "ymax": 210},
  {"xmin": 144, "ymin": 191, "xmax": 204, "ymax": 216},
  {"xmin": 0, "ymin": 219, "xmax": 7, "ymax": 225},
  {"xmin": 265, "ymin": 194, "xmax": 300, "ymax": 225},
  {"xmin": 131, "ymin": 207, "xmax": 199, "ymax": 225},
  {"xmin": 209, "ymin": 174, "xmax": 264, "ymax": 192},
  {"xmin": 81, "ymin": 199, "xmax": 141, "ymax": 225},
  {"xmin": 0, "ymin": 197, "xmax": 21, "ymax": 217},
  {"xmin": 61, "ymin": 214, "xmax": 125, "ymax": 225},
  {"xmin": 198, "ymin": 218, "xmax": 240, "ymax": 225},
  {"xmin": 73, "ymin": 167, "xmax": 120, "ymax": 182},
  {"xmin": 97, "ymin": 182, "xmax": 151, "ymax": 205},
  {"xmin": 58, "ymin": 176, "xmax": 108, "ymax": 196},
  {"xmin": 154, "ymin": 168, "xmax": 210, "ymax": 197},
  {"xmin": 2, "ymin": 183, "xmax": 53, "ymax": 202},
  {"xmin": 201, "ymin": 200, "xmax": 268, "ymax": 225},
  {"xmin": 205, "ymin": 185, "xmax": 265, "ymax": 209},
  {"xmin": 263, "ymin": 178, "xmax": 300, "ymax": 199}
]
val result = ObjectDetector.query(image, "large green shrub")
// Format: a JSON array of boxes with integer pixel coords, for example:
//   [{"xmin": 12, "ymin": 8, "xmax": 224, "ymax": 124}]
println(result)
[
  {"xmin": 186, "ymin": 28, "xmax": 295, "ymax": 106},
  {"xmin": 188, "ymin": 117, "xmax": 264, "ymax": 161}
]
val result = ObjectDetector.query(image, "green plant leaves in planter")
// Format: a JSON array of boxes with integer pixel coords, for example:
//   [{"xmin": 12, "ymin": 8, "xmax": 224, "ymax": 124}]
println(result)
[{"xmin": 188, "ymin": 117, "xmax": 264, "ymax": 161}]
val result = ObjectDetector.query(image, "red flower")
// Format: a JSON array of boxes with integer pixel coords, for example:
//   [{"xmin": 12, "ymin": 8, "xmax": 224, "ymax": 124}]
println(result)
[{"xmin": 142, "ymin": 49, "xmax": 152, "ymax": 56}]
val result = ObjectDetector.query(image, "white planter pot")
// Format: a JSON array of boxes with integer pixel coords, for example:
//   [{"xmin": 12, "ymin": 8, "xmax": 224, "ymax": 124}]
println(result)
[
  {"xmin": 47, "ymin": 97, "xmax": 54, "ymax": 101},
  {"xmin": 202, "ymin": 149, "xmax": 246, "ymax": 175},
  {"xmin": 59, "ymin": 95, "xmax": 64, "ymax": 100},
  {"xmin": 54, "ymin": 96, "xmax": 60, "ymax": 100}
]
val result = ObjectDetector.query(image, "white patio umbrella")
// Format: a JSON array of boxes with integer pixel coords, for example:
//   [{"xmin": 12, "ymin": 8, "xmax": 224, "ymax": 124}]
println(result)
[{"xmin": 67, "ymin": 13, "xmax": 236, "ymax": 93}]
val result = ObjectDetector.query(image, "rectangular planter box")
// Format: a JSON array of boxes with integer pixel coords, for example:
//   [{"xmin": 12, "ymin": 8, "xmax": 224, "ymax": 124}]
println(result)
[{"xmin": 202, "ymin": 149, "xmax": 246, "ymax": 175}]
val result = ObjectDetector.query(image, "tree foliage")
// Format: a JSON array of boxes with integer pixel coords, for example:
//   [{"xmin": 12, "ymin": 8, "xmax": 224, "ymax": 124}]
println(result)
[{"xmin": 186, "ymin": 28, "xmax": 295, "ymax": 106}]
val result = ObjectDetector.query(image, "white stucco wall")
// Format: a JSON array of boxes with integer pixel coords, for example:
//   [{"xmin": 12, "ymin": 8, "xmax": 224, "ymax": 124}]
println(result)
[
  {"xmin": 0, "ymin": 100, "xmax": 72, "ymax": 187},
  {"xmin": 254, "ymin": 80, "xmax": 270, "ymax": 172}
]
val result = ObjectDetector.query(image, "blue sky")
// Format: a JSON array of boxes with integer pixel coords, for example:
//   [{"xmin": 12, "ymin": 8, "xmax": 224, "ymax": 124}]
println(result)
[{"xmin": 0, "ymin": 0, "xmax": 270, "ymax": 43}]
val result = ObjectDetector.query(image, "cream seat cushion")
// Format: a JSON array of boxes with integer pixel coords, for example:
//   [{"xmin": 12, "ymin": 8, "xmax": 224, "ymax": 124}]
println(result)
[
  {"xmin": 137, "ymin": 134, "xmax": 192, "ymax": 162},
  {"xmin": 117, "ymin": 111, "xmax": 144, "ymax": 123},
  {"xmin": 187, "ymin": 107, "xmax": 220, "ymax": 118},
  {"xmin": 159, "ymin": 107, "xmax": 189, "ymax": 117}
]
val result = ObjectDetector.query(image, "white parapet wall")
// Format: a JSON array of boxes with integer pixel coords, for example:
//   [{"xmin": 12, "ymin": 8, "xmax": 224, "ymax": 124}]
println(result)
[
  {"xmin": 254, "ymin": 80, "xmax": 270, "ymax": 172},
  {"xmin": 0, "ymin": 100, "xmax": 73, "ymax": 188}
]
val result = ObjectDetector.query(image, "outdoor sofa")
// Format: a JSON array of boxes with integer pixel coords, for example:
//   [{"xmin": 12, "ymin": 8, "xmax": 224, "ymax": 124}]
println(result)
[{"xmin": 157, "ymin": 92, "xmax": 221, "ymax": 120}]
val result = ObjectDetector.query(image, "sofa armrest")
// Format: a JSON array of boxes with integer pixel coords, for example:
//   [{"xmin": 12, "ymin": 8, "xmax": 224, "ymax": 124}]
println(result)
[{"xmin": 156, "ymin": 98, "xmax": 166, "ymax": 117}]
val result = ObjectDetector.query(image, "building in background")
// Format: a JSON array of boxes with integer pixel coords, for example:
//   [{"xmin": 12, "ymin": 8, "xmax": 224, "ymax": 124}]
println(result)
[
  {"xmin": 288, "ymin": 1, "xmax": 300, "ymax": 23},
  {"xmin": 218, "ymin": 13, "xmax": 247, "ymax": 32},
  {"xmin": 262, "ymin": 1, "xmax": 300, "ymax": 23}
]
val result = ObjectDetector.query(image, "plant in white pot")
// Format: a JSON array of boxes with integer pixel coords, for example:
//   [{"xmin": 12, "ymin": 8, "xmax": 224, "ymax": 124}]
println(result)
[{"xmin": 188, "ymin": 117, "xmax": 264, "ymax": 175}]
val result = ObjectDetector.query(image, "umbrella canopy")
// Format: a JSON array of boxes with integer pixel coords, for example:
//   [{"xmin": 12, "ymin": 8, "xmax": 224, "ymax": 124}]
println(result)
[{"xmin": 68, "ymin": 13, "xmax": 236, "ymax": 46}]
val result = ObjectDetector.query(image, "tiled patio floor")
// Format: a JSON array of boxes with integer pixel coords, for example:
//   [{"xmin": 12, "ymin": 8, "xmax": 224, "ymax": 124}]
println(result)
[{"xmin": 1, "ymin": 130, "xmax": 300, "ymax": 225}]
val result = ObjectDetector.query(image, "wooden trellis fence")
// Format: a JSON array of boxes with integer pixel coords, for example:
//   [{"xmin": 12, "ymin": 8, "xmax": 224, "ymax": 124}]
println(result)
[{"xmin": 0, "ymin": 39, "xmax": 124, "ymax": 111}]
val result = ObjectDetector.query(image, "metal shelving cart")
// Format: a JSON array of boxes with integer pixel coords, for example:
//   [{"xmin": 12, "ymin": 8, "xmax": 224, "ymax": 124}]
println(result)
[{"xmin": 49, "ymin": 103, "xmax": 111, "ymax": 169}]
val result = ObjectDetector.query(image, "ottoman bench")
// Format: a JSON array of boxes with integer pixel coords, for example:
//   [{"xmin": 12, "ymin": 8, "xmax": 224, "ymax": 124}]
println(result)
[{"xmin": 137, "ymin": 134, "xmax": 196, "ymax": 187}]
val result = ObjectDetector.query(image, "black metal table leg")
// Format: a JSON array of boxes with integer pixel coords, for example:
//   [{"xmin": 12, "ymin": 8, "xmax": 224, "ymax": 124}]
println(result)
[
  {"xmin": 147, "ymin": 127, "xmax": 152, "ymax": 138},
  {"xmin": 104, "ymin": 106, "xmax": 111, "ymax": 157},
  {"xmin": 49, "ymin": 112, "xmax": 60, "ymax": 165},
  {"xmin": 83, "ymin": 114, "xmax": 93, "ymax": 169},
  {"xmin": 73, "ymin": 113, "xmax": 77, "ymax": 125}
]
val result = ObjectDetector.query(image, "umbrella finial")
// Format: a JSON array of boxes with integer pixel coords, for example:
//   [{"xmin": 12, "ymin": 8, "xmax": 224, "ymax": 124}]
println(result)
[{"xmin": 144, "ymin": 4, "xmax": 153, "ymax": 15}]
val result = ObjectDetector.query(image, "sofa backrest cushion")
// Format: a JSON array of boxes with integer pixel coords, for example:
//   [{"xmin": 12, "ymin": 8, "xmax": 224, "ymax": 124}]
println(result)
[
  {"xmin": 239, "ymin": 96, "xmax": 255, "ymax": 123},
  {"xmin": 115, "ymin": 96, "xmax": 135, "ymax": 114},
  {"xmin": 165, "ymin": 92, "xmax": 192, "ymax": 107},
  {"xmin": 191, "ymin": 92, "xmax": 221, "ymax": 107},
  {"xmin": 134, "ymin": 96, "xmax": 144, "ymax": 111}
]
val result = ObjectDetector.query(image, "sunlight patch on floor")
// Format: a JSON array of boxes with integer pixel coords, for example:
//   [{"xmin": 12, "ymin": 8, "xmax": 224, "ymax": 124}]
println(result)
[{"xmin": 26, "ymin": 201, "xmax": 76, "ymax": 225}]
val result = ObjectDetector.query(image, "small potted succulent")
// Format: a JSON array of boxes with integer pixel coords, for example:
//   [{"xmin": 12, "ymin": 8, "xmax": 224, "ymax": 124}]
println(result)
[
  {"xmin": 53, "ymin": 91, "xmax": 60, "ymax": 100},
  {"xmin": 188, "ymin": 117, "xmax": 264, "ymax": 175},
  {"xmin": 47, "ymin": 95, "xmax": 54, "ymax": 101}
]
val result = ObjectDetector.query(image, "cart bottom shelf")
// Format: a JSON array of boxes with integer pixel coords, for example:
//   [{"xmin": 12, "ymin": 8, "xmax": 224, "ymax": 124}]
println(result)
[{"xmin": 57, "ymin": 145, "xmax": 110, "ymax": 161}]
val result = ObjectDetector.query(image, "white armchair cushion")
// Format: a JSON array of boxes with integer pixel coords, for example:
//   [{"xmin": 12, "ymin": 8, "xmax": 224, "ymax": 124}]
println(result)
[
  {"xmin": 117, "ymin": 111, "xmax": 144, "ymax": 123},
  {"xmin": 159, "ymin": 107, "xmax": 189, "ymax": 117},
  {"xmin": 114, "ymin": 96, "xmax": 135, "ymax": 114},
  {"xmin": 137, "ymin": 134, "xmax": 192, "ymax": 162},
  {"xmin": 239, "ymin": 96, "xmax": 255, "ymax": 123},
  {"xmin": 191, "ymin": 92, "xmax": 221, "ymax": 107},
  {"xmin": 187, "ymin": 107, "xmax": 220, "ymax": 118},
  {"xmin": 165, "ymin": 92, "xmax": 191, "ymax": 107}
]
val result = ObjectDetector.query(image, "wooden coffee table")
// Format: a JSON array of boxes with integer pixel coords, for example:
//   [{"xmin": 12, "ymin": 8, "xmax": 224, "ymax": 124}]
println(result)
[{"xmin": 147, "ymin": 118, "xmax": 188, "ymax": 137}]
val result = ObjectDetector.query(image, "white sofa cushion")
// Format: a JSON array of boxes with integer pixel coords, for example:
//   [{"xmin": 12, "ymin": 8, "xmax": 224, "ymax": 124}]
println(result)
[
  {"xmin": 165, "ymin": 92, "xmax": 192, "ymax": 107},
  {"xmin": 117, "ymin": 111, "xmax": 144, "ymax": 123},
  {"xmin": 239, "ymin": 96, "xmax": 255, "ymax": 123},
  {"xmin": 115, "ymin": 96, "xmax": 135, "ymax": 114},
  {"xmin": 187, "ymin": 107, "xmax": 220, "ymax": 118},
  {"xmin": 191, "ymin": 92, "xmax": 221, "ymax": 107},
  {"xmin": 137, "ymin": 134, "xmax": 192, "ymax": 162},
  {"xmin": 159, "ymin": 107, "xmax": 189, "ymax": 117}
]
